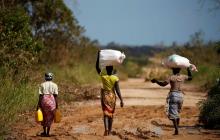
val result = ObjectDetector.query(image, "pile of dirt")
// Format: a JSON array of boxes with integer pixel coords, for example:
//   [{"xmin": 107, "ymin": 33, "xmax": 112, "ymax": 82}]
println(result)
[
  {"xmin": 112, "ymin": 126, "xmax": 162, "ymax": 139},
  {"xmin": 59, "ymin": 83, "xmax": 101, "ymax": 103}
]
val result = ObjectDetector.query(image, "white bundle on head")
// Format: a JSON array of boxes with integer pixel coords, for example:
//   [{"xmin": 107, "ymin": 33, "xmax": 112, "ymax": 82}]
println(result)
[
  {"xmin": 162, "ymin": 54, "xmax": 198, "ymax": 71},
  {"xmin": 99, "ymin": 49, "xmax": 126, "ymax": 68}
]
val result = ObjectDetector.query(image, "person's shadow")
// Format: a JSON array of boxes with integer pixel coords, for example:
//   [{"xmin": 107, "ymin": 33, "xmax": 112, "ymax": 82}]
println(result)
[
  {"xmin": 151, "ymin": 120, "xmax": 198, "ymax": 129},
  {"xmin": 29, "ymin": 133, "xmax": 56, "ymax": 138}
]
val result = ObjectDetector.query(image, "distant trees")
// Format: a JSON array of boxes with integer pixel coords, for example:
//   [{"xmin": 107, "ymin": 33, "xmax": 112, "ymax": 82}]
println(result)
[
  {"xmin": 0, "ymin": 0, "xmax": 98, "ymax": 80},
  {"xmin": 25, "ymin": 0, "xmax": 83, "ymax": 43},
  {"xmin": 189, "ymin": 31, "xmax": 204, "ymax": 47}
]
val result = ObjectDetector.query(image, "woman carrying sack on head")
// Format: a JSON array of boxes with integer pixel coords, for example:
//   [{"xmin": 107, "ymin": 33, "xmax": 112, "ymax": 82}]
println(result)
[
  {"xmin": 36, "ymin": 73, "xmax": 59, "ymax": 137},
  {"xmin": 151, "ymin": 67, "xmax": 193, "ymax": 135},
  {"xmin": 96, "ymin": 50, "xmax": 124, "ymax": 136},
  {"xmin": 151, "ymin": 54, "xmax": 197, "ymax": 135}
]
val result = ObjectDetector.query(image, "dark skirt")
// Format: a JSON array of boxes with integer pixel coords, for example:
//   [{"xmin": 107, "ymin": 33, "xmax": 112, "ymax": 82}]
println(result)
[{"xmin": 101, "ymin": 89, "xmax": 116, "ymax": 118}]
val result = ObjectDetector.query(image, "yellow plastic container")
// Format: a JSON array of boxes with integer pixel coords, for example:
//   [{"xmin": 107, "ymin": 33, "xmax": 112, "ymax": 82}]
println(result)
[
  {"xmin": 54, "ymin": 109, "xmax": 61, "ymax": 123},
  {"xmin": 36, "ymin": 109, "xmax": 43, "ymax": 122}
]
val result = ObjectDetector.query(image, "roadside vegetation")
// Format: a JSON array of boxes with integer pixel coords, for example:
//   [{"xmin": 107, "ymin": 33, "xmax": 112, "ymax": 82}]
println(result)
[
  {"xmin": 199, "ymin": 80, "xmax": 220, "ymax": 129},
  {"xmin": 0, "ymin": 0, "xmax": 99, "ymax": 136}
]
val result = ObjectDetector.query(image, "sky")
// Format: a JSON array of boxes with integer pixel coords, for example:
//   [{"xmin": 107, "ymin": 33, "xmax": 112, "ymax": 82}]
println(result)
[{"xmin": 64, "ymin": 0, "xmax": 220, "ymax": 46}]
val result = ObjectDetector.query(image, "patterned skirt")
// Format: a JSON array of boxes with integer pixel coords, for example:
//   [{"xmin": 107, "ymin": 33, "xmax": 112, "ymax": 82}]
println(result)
[
  {"xmin": 101, "ymin": 89, "xmax": 116, "ymax": 118},
  {"xmin": 40, "ymin": 94, "xmax": 56, "ymax": 127},
  {"xmin": 167, "ymin": 91, "xmax": 183, "ymax": 120}
]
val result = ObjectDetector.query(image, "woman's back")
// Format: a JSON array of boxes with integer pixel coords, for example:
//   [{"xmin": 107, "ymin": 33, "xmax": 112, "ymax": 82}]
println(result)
[
  {"xmin": 39, "ymin": 81, "xmax": 58, "ymax": 95},
  {"xmin": 100, "ymin": 70, "xmax": 119, "ymax": 91},
  {"xmin": 167, "ymin": 74, "xmax": 189, "ymax": 92}
]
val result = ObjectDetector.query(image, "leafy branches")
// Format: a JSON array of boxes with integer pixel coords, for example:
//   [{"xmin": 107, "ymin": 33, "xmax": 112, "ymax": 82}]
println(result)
[{"xmin": 0, "ymin": 7, "xmax": 43, "ymax": 79}]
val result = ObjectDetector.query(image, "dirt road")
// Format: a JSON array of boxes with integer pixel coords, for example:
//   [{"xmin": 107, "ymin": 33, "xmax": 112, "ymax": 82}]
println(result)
[{"xmin": 10, "ymin": 79, "xmax": 220, "ymax": 140}]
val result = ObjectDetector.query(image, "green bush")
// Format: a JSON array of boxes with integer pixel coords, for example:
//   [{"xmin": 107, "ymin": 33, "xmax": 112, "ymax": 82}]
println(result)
[
  {"xmin": 0, "ymin": 7, "xmax": 42, "ymax": 80},
  {"xmin": 0, "ymin": 7, "xmax": 43, "ymax": 136},
  {"xmin": 199, "ymin": 82, "xmax": 220, "ymax": 128}
]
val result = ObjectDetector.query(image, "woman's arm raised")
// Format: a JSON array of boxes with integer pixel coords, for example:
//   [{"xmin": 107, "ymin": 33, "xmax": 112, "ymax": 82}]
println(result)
[{"xmin": 96, "ymin": 50, "xmax": 101, "ymax": 74}]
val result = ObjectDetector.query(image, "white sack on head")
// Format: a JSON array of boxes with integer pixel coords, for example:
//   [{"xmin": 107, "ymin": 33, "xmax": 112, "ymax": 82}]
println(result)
[
  {"xmin": 99, "ymin": 49, "xmax": 126, "ymax": 68},
  {"xmin": 162, "ymin": 54, "xmax": 198, "ymax": 71}
]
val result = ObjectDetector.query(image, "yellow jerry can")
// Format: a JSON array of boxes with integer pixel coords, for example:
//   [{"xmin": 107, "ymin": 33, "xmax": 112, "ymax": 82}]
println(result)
[{"xmin": 36, "ymin": 109, "xmax": 43, "ymax": 122}]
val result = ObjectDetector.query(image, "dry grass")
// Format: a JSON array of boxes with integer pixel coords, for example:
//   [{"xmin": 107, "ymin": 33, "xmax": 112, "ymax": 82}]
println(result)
[{"xmin": 142, "ymin": 66, "xmax": 170, "ymax": 81}]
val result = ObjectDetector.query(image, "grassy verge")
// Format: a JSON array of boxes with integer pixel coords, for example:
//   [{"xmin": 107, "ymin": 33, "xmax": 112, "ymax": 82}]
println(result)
[
  {"xmin": 0, "ymin": 80, "xmax": 37, "ymax": 135},
  {"xmin": 51, "ymin": 63, "xmax": 99, "ymax": 85}
]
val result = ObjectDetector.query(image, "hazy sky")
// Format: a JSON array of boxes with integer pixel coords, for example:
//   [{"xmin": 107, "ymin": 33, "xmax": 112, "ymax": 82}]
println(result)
[{"xmin": 64, "ymin": 0, "xmax": 220, "ymax": 46}]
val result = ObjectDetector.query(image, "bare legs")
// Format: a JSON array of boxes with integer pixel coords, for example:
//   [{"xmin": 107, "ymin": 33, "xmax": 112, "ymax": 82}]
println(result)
[
  {"xmin": 177, "ymin": 118, "xmax": 180, "ymax": 126},
  {"xmin": 41, "ymin": 126, "xmax": 46, "ymax": 136},
  {"xmin": 104, "ymin": 116, "xmax": 109, "ymax": 136},
  {"xmin": 47, "ymin": 127, "xmax": 50, "ymax": 136},
  {"xmin": 41, "ymin": 126, "xmax": 50, "ymax": 137},
  {"xmin": 172, "ymin": 118, "xmax": 180, "ymax": 135},
  {"xmin": 108, "ymin": 117, "xmax": 113, "ymax": 133},
  {"xmin": 103, "ymin": 115, "xmax": 113, "ymax": 136}
]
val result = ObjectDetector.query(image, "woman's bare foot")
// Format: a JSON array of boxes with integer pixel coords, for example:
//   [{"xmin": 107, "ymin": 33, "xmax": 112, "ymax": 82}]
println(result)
[
  {"xmin": 40, "ymin": 132, "xmax": 46, "ymax": 137},
  {"xmin": 45, "ymin": 134, "xmax": 50, "ymax": 137},
  {"xmin": 104, "ymin": 130, "xmax": 109, "ymax": 136},
  {"xmin": 173, "ymin": 130, "xmax": 179, "ymax": 135}
]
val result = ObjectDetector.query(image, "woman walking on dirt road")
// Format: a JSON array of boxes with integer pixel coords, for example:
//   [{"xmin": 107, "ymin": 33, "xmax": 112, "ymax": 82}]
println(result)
[
  {"xmin": 151, "ymin": 67, "xmax": 192, "ymax": 135},
  {"xmin": 96, "ymin": 50, "xmax": 124, "ymax": 136},
  {"xmin": 37, "ymin": 73, "xmax": 59, "ymax": 137}
]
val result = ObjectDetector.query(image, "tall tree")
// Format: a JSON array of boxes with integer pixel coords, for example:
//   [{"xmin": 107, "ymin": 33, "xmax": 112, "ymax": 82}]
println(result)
[{"xmin": 0, "ymin": 7, "xmax": 43, "ymax": 79}]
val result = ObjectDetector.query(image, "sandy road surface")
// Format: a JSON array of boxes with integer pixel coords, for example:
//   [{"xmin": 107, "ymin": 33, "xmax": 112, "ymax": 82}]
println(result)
[
  {"xmin": 9, "ymin": 79, "xmax": 220, "ymax": 140},
  {"xmin": 120, "ymin": 78, "xmax": 205, "ymax": 106}
]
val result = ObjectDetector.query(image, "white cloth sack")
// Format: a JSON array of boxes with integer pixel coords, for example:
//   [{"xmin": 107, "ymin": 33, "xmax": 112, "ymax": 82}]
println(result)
[
  {"xmin": 99, "ymin": 49, "xmax": 126, "ymax": 68},
  {"xmin": 162, "ymin": 54, "xmax": 197, "ymax": 70}
]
